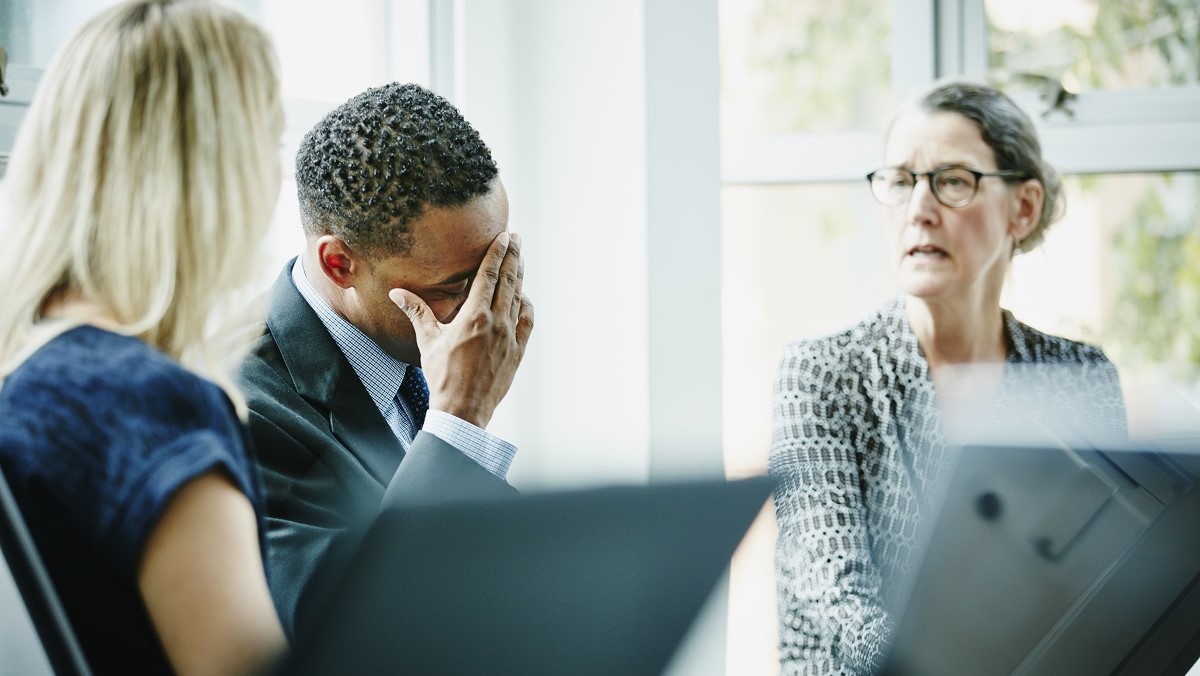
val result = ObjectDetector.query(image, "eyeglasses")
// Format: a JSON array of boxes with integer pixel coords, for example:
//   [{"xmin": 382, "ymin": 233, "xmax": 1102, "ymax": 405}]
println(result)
[{"xmin": 866, "ymin": 165, "xmax": 1030, "ymax": 208}]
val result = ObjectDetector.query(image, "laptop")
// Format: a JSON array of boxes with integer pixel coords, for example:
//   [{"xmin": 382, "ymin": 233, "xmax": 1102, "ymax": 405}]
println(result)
[
  {"xmin": 881, "ymin": 436, "xmax": 1200, "ymax": 676},
  {"xmin": 280, "ymin": 476, "xmax": 774, "ymax": 675}
]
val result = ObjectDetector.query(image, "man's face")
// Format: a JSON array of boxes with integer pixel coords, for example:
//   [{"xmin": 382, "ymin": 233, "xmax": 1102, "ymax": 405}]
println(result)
[{"xmin": 349, "ymin": 179, "xmax": 509, "ymax": 365}]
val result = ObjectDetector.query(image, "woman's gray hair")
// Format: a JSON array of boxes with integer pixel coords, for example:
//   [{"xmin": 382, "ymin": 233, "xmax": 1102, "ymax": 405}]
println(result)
[{"xmin": 914, "ymin": 80, "xmax": 1065, "ymax": 252}]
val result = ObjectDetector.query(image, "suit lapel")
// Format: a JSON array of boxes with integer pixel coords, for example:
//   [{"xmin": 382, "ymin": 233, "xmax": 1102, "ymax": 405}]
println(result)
[
  {"xmin": 265, "ymin": 259, "xmax": 406, "ymax": 487},
  {"xmin": 329, "ymin": 369, "xmax": 406, "ymax": 485}
]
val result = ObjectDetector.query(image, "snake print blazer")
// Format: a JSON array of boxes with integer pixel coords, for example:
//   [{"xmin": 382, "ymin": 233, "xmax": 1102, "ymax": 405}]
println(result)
[{"xmin": 769, "ymin": 297, "xmax": 1126, "ymax": 675}]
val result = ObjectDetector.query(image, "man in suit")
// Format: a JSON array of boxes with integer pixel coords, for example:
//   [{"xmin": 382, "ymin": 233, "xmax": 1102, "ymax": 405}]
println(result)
[{"xmin": 236, "ymin": 83, "xmax": 534, "ymax": 638}]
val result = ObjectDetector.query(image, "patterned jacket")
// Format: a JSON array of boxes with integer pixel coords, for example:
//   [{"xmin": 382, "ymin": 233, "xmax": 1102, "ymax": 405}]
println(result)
[{"xmin": 769, "ymin": 298, "xmax": 1126, "ymax": 675}]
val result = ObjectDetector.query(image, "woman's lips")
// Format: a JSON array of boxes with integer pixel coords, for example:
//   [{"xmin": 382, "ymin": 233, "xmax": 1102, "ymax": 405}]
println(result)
[{"xmin": 907, "ymin": 244, "xmax": 948, "ymax": 258}]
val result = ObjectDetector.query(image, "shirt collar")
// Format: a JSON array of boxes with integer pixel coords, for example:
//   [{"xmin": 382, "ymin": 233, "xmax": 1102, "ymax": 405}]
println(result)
[{"xmin": 291, "ymin": 257, "xmax": 409, "ymax": 413}]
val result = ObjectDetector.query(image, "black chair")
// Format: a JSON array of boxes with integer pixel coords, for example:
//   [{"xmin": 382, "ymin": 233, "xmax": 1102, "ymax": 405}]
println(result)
[{"xmin": 0, "ymin": 466, "xmax": 91, "ymax": 676}]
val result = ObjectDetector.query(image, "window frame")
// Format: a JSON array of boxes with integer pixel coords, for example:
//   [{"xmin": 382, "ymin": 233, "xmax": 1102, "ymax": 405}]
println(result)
[{"xmin": 721, "ymin": 0, "xmax": 1200, "ymax": 187}]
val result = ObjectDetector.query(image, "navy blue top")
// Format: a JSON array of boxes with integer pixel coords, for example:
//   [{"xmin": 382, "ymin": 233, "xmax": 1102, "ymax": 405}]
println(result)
[{"xmin": 0, "ymin": 326, "xmax": 269, "ymax": 674}]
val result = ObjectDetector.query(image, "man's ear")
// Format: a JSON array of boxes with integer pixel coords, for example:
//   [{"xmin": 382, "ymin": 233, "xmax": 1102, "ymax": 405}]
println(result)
[
  {"xmin": 315, "ymin": 236, "xmax": 362, "ymax": 289},
  {"xmin": 1010, "ymin": 179, "xmax": 1045, "ymax": 243}
]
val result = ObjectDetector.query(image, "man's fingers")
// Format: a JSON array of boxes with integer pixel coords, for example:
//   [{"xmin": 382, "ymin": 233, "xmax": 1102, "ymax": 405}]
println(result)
[
  {"xmin": 510, "ymin": 283, "xmax": 523, "ymax": 320},
  {"xmin": 515, "ymin": 295, "xmax": 534, "ymax": 348},
  {"xmin": 493, "ymin": 232, "xmax": 523, "ymax": 315},
  {"xmin": 465, "ymin": 232, "xmax": 509, "ymax": 309},
  {"xmin": 389, "ymin": 288, "xmax": 437, "ymax": 339}
]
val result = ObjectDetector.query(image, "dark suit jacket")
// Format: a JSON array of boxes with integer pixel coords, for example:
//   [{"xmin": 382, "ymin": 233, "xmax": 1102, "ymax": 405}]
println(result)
[{"xmin": 237, "ymin": 260, "xmax": 518, "ymax": 639}]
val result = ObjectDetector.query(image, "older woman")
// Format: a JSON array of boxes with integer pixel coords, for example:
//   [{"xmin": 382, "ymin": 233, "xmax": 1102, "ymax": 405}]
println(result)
[
  {"xmin": 0, "ymin": 1, "xmax": 286, "ymax": 673},
  {"xmin": 769, "ymin": 81, "xmax": 1126, "ymax": 675}
]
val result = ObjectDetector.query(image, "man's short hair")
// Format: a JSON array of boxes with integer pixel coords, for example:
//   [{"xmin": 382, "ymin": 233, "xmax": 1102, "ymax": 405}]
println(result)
[{"xmin": 295, "ymin": 83, "xmax": 499, "ymax": 257}]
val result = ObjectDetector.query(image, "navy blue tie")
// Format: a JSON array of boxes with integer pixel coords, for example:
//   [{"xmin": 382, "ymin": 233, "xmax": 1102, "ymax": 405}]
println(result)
[{"xmin": 398, "ymin": 366, "xmax": 429, "ymax": 432}]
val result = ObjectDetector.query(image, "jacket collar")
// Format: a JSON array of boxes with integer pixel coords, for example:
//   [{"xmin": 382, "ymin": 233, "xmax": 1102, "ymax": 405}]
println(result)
[
  {"xmin": 265, "ymin": 259, "xmax": 345, "ymax": 407},
  {"xmin": 887, "ymin": 295, "xmax": 1032, "ymax": 363},
  {"xmin": 264, "ymin": 258, "xmax": 404, "ymax": 485}
]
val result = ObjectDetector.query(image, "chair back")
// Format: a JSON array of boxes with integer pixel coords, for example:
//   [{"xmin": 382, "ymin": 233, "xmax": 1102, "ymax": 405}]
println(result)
[{"xmin": 0, "ymin": 467, "xmax": 91, "ymax": 676}]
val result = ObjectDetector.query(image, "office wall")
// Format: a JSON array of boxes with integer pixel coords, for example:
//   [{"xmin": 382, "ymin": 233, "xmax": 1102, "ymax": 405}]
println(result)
[{"xmin": 454, "ymin": 0, "xmax": 654, "ymax": 490}]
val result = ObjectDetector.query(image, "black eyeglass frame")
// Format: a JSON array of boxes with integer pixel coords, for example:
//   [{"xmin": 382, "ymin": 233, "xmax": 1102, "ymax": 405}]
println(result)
[{"xmin": 866, "ymin": 165, "xmax": 1031, "ymax": 208}]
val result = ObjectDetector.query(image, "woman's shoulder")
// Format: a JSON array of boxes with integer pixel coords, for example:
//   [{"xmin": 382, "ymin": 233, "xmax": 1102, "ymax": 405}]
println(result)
[
  {"xmin": 1003, "ymin": 311, "xmax": 1113, "ymax": 366},
  {"xmin": 11, "ymin": 326, "xmax": 233, "ymax": 427},
  {"xmin": 781, "ymin": 299, "xmax": 904, "ymax": 366},
  {"xmin": 776, "ymin": 300, "xmax": 909, "ymax": 398}
]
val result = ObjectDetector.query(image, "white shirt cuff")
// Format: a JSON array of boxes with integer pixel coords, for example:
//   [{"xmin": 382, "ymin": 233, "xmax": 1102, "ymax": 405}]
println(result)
[{"xmin": 422, "ymin": 409, "xmax": 516, "ymax": 479}]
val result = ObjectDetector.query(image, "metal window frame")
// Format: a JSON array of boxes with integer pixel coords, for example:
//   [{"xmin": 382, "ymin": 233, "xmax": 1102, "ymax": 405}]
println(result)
[{"xmin": 721, "ymin": 0, "xmax": 1200, "ymax": 188}]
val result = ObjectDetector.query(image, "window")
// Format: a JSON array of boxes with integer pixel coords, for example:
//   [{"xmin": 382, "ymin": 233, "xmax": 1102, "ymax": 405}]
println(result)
[
  {"xmin": 1007, "ymin": 172, "xmax": 1200, "ymax": 422},
  {"xmin": 986, "ymin": 0, "xmax": 1200, "ymax": 93},
  {"xmin": 719, "ymin": 0, "xmax": 893, "ymax": 137}
]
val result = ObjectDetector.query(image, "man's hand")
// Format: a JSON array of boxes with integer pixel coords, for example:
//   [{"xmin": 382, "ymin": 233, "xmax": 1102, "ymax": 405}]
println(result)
[{"xmin": 388, "ymin": 232, "xmax": 534, "ymax": 429}]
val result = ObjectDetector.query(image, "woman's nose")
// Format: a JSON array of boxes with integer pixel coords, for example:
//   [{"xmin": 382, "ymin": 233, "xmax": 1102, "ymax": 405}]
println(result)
[{"xmin": 906, "ymin": 176, "xmax": 940, "ymax": 226}]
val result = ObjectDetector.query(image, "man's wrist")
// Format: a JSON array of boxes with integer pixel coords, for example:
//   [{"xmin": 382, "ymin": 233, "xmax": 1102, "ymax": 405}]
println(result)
[
  {"xmin": 422, "ymin": 409, "xmax": 516, "ymax": 478},
  {"xmin": 428, "ymin": 399, "xmax": 491, "ymax": 430}
]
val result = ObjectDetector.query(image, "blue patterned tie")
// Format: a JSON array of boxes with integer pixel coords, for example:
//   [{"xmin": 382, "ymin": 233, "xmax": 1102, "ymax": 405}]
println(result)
[{"xmin": 397, "ymin": 365, "xmax": 429, "ymax": 432}]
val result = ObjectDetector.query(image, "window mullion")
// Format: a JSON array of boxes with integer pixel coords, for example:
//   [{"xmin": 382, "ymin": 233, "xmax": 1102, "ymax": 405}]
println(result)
[{"xmin": 893, "ymin": 0, "xmax": 938, "ymax": 105}]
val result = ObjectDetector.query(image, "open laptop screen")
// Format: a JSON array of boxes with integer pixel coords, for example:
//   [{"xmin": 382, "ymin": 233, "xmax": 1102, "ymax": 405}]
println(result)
[{"xmin": 281, "ymin": 476, "xmax": 773, "ymax": 676}]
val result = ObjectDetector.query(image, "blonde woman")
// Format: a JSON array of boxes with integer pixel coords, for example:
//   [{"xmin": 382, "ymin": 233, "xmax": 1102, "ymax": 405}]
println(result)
[{"xmin": 0, "ymin": 1, "xmax": 287, "ymax": 673}]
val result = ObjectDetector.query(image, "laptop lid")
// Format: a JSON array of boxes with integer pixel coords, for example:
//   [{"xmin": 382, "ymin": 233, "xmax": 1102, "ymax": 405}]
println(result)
[
  {"xmin": 881, "ymin": 438, "xmax": 1200, "ymax": 676},
  {"xmin": 281, "ymin": 476, "xmax": 774, "ymax": 675}
]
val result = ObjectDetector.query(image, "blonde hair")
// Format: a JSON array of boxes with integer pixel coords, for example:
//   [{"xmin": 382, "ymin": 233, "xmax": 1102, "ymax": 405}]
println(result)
[{"xmin": 0, "ymin": 0, "xmax": 281, "ymax": 410}]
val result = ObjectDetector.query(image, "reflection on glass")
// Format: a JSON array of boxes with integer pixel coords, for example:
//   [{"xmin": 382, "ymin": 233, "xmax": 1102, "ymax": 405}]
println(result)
[
  {"xmin": 718, "ymin": 0, "xmax": 892, "ymax": 136},
  {"xmin": 987, "ymin": 0, "xmax": 1200, "ymax": 93}
]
